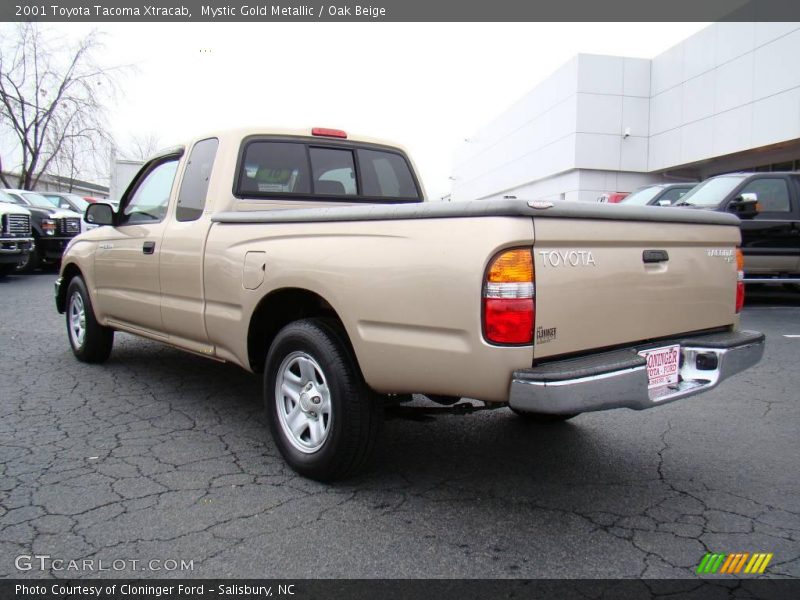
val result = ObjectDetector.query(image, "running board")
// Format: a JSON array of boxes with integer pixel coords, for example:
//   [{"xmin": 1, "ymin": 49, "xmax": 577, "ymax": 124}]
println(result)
[{"xmin": 744, "ymin": 278, "xmax": 800, "ymax": 284}]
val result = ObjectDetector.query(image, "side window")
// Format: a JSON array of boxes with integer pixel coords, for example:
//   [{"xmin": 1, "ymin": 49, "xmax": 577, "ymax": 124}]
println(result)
[
  {"xmin": 660, "ymin": 187, "xmax": 690, "ymax": 204},
  {"xmin": 309, "ymin": 147, "xmax": 357, "ymax": 196},
  {"xmin": 239, "ymin": 142, "xmax": 310, "ymax": 194},
  {"xmin": 176, "ymin": 138, "xmax": 218, "ymax": 222},
  {"xmin": 740, "ymin": 178, "xmax": 791, "ymax": 214},
  {"xmin": 357, "ymin": 149, "xmax": 419, "ymax": 199},
  {"xmin": 122, "ymin": 158, "xmax": 179, "ymax": 224}
]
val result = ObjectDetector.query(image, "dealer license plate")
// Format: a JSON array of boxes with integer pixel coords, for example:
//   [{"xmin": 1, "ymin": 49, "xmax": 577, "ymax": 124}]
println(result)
[{"xmin": 638, "ymin": 344, "xmax": 680, "ymax": 389}]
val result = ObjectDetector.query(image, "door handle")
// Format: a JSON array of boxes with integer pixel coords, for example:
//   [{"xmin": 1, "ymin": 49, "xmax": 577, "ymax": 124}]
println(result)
[
  {"xmin": 142, "ymin": 241, "xmax": 156, "ymax": 255},
  {"xmin": 643, "ymin": 249, "xmax": 669, "ymax": 263}
]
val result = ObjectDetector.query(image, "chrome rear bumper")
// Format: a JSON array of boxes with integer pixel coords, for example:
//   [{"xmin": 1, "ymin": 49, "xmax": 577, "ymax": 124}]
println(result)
[{"xmin": 509, "ymin": 330, "xmax": 765, "ymax": 415}]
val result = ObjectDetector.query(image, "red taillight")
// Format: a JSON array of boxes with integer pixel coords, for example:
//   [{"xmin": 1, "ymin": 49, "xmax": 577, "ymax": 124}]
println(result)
[
  {"xmin": 735, "ymin": 248, "xmax": 745, "ymax": 313},
  {"xmin": 312, "ymin": 127, "xmax": 347, "ymax": 139},
  {"xmin": 736, "ymin": 281, "xmax": 745, "ymax": 313},
  {"xmin": 484, "ymin": 298, "xmax": 534, "ymax": 344},
  {"xmin": 483, "ymin": 249, "xmax": 535, "ymax": 345}
]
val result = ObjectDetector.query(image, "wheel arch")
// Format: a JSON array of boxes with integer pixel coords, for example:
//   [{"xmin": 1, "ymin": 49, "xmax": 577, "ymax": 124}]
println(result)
[
  {"xmin": 247, "ymin": 287, "xmax": 352, "ymax": 373},
  {"xmin": 56, "ymin": 262, "xmax": 85, "ymax": 313}
]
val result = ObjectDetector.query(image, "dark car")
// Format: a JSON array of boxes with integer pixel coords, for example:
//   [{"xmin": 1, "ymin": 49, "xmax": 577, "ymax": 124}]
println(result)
[
  {"xmin": 619, "ymin": 183, "xmax": 696, "ymax": 207},
  {"xmin": 41, "ymin": 192, "xmax": 99, "ymax": 231},
  {"xmin": 676, "ymin": 172, "xmax": 800, "ymax": 283},
  {"xmin": 2, "ymin": 189, "xmax": 83, "ymax": 273}
]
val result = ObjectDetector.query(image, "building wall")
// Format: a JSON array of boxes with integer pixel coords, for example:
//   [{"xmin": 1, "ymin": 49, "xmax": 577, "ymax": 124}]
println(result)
[
  {"xmin": 1, "ymin": 172, "xmax": 109, "ymax": 199},
  {"xmin": 451, "ymin": 57, "xmax": 579, "ymax": 201},
  {"xmin": 451, "ymin": 53, "xmax": 655, "ymax": 202},
  {"xmin": 649, "ymin": 22, "xmax": 800, "ymax": 172},
  {"xmin": 451, "ymin": 22, "xmax": 800, "ymax": 203}
]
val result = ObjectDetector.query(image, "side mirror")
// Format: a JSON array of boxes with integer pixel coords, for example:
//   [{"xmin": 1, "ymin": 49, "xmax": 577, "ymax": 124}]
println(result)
[
  {"xmin": 728, "ymin": 193, "xmax": 760, "ymax": 219},
  {"xmin": 85, "ymin": 203, "xmax": 115, "ymax": 226},
  {"xmin": 656, "ymin": 199, "xmax": 671, "ymax": 206}
]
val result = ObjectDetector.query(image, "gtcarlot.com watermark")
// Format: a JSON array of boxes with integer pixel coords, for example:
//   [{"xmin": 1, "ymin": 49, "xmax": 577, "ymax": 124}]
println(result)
[{"xmin": 15, "ymin": 554, "xmax": 194, "ymax": 572}]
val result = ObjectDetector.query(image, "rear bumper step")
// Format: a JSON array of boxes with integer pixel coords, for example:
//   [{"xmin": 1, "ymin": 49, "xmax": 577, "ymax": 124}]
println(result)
[{"xmin": 509, "ymin": 330, "xmax": 764, "ymax": 414}]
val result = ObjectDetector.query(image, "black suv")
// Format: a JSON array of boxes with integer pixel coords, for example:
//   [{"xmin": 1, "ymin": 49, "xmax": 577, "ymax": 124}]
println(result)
[
  {"xmin": 676, "ymin": 172, "xmax": 800, "ymax": 283},
  {"xmin": 2, "ymin": 189, "xmax": 83, "ymax": 272}
]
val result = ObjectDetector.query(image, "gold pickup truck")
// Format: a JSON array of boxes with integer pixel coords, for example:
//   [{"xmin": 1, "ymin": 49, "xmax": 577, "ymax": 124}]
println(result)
[{"xmin": 55, "ymin": 127, "xmax": 764, "ymax": 480}]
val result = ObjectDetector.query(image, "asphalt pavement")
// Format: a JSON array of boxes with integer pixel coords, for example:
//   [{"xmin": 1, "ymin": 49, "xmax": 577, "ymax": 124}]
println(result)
[{"xmin": 1, "ymin": 273, "xmax": 798, "ymax": 579}]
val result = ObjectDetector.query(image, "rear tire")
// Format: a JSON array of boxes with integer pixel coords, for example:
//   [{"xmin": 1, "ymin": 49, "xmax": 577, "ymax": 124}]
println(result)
[
  {"xmin": 66, "ymin": 276, "xmax": 114, "ymax": 363},
  {"xmin": 264, "ymin": 318, "xmax": 382, "ymax": 481},
  {"xmin": 510, "ymin": 407, "xmax": 578, "ymax": 422}
]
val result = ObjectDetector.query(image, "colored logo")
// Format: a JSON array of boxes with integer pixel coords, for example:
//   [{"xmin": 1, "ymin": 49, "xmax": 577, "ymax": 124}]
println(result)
[{"xmin": 697, "ymin": 552, "xmax": 773, "ymax": 575}]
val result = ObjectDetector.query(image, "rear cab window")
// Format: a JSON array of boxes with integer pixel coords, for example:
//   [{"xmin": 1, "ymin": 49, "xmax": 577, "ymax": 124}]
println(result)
[{"xmin": 236, "ymin": 137, "xmax": 421, "ymax": 202}]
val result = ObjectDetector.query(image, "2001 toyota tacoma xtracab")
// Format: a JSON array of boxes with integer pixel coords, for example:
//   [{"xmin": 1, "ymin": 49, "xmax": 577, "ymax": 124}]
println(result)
[{"xmin": 55, "ymin": 127, "xmax": 765, "ymax": 480}]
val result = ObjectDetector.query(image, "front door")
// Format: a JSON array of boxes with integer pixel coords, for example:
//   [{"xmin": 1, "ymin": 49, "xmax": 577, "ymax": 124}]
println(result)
[
  {"xmin": 93, "ymin": 155, "xmax": 181, "ymax": 333},
  {"xmin": 732, "ymin": 176, "xmax": 800, "ymax": 277}
]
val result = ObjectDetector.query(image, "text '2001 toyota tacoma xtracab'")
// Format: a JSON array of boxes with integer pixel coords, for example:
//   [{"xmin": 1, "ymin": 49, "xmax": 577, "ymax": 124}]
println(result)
[{"xmin": 55, "ymin": 127, "xmax": 764, "ymax": 480}]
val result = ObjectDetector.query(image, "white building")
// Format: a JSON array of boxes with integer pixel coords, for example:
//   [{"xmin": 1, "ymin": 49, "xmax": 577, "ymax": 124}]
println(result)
[{"xmin": 451, "ymin": 23, "xmax": 800, "ymax": 203}]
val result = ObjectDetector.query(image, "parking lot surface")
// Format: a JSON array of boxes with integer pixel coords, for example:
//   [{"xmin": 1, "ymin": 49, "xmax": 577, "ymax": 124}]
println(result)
[{"xmin": 1, "ymin": 273, "xmax": 798, "ymax": 579}]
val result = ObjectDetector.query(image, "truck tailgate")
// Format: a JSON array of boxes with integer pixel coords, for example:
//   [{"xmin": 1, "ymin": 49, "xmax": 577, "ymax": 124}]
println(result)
[{"xmin": 532, "ymin": 217, "xmax": 741, "ymax": 359}]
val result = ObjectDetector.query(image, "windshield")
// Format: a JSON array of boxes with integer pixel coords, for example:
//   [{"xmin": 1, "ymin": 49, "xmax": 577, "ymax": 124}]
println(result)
[
  {"xmin": 21, "ymin": 192, "xmax": 60, "ymax": 209},
  {"xmin": 678, "ymin": 176, "xmax": 744, "ymax": 207},
  {"xmin": 620, "ymin": 186, "xmax": 662, "ymax": 206},
  {"xmin": 46, "ymin": 193, "xmax": 89, "ymax": 212},
  {"xmin": 66, "ymin": 195, "xmax": 90, "ymax": 212},
  {"xmin": 0, "ymin": 190, "xmax": 18, "ymax": 204}
]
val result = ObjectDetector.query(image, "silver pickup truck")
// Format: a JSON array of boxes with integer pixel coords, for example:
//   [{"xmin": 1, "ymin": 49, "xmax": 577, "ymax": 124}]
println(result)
[{"xmin": 55, "ymin": 127, "xmax": 765, "ymax": 480}]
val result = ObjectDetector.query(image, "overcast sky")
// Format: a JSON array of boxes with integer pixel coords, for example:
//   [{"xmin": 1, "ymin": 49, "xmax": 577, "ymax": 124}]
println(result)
[{"xmin": 6, "ymin": 22, "xmax": 709, "ymax": 198}]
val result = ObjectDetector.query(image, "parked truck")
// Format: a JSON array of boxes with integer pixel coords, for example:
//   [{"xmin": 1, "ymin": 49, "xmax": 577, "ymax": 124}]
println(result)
[
  {"xmin": 2, "ymin": 189, "xmax": 83, "ymax": 272},
  {"xmin": 55, "ymin": 127, "xmax": 765, "ymax": 480},
  {"xmin": 0, "ymin": 191, "xmax": 33, "ymax": 277},
  {"xmin": 675, "ymin": 172, "xmax": 800, "ymax": 283}
]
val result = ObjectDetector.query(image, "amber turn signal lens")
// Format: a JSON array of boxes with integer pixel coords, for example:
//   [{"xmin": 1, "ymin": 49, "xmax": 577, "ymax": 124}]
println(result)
[{"xmin": 487, "ymin": 249, "xmax": 533, "ymax": 283}]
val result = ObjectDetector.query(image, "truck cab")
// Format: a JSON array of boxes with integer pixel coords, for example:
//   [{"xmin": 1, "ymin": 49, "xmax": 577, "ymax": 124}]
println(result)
[{"xmin": 676, "ymin": 172, "xmax": 800, "ymax": 283}]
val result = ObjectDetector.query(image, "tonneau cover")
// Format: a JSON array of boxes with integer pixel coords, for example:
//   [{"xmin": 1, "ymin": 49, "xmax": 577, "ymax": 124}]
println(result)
[{"xmin": 212, "ymin": 199, "xmax": 740, "ymax": 227}]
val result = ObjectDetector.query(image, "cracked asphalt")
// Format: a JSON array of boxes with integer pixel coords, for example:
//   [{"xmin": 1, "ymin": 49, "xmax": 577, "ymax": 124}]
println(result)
[{"xmin": 1, "ymin": 273, "xmax": 798, "ymax": 579}]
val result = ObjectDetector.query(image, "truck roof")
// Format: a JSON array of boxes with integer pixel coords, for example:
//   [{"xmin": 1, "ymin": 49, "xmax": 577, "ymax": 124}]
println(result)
[
  {"xmin": 181, "ymin": 126, "xmax": 410, "ymax": 154},
  {"xmin": 710, "ymin": 171, "xmax": 800, "ymax": 178}
]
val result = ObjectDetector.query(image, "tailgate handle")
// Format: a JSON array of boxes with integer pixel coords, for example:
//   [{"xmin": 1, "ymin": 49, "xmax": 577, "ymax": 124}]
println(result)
[{"xmin": 643, "ymin": 250, "xmax": 669, "ymax": 263}]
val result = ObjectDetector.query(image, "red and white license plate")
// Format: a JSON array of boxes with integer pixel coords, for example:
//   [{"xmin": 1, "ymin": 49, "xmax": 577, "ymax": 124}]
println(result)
[{"xmin": 638, "ymin": 344, "xmax": 680, "ymax": 389}]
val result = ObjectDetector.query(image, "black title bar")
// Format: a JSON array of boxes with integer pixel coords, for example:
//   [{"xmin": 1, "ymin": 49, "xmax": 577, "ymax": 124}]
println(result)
[
  {"xmin": 3, "ymin": 0, "xmax": 800, "ymax": 22},
  {"xmin": 3, "ymin": 579, "xmax": 800, "ymax": 600}
]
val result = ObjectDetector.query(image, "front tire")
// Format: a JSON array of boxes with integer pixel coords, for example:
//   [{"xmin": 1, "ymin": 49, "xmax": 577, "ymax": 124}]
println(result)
[
  {"xmin": 0, "ymin": 264, "xmax": 15, "ymax": 278},
  {"xmin": 66, "ymin": 276, "xmax": 114, "ymax": 363},
  {"xmin": 264, "ymin": 319, "xmax": 382, "ymax": 481},
  {"xmin": 15, "ymin": 241, "xmax": 39, "ymax": 273}
]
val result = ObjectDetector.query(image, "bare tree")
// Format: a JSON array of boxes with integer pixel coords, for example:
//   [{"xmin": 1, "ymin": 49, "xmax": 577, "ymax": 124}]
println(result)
[
  {"xmin": 0, "ymin": 24, "xmax": 122, "ymax": 190},
  {"xmin": 124, "ymin": 131, "xmax": 162, "ymax": 161}
]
